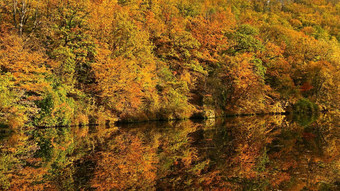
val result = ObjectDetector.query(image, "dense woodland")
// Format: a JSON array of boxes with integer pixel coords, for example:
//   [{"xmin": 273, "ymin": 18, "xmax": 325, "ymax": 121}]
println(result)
[{"xmin": 0, "ymin": 0, "xmax": 339, "ymax": 127}]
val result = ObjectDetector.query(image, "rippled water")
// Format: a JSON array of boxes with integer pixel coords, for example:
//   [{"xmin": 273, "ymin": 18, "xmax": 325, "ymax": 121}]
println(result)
[{"xmin": 0, "ymin": 114, "xmax": 339, "ymax": 190}]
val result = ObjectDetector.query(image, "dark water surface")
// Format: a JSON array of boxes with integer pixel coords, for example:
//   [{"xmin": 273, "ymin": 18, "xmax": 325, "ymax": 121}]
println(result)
[{"xmin": 0, "ymin": 114, "xmax": 339, "ymax": 190}]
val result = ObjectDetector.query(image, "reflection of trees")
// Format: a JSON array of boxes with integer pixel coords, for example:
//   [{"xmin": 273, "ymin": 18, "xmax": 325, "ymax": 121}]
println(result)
[
  {"xmin": 91, "ymin": 132, "xmax": 158, "ymax": 190},
  {"xmin": 147, "ymin": 114, "xmax": 339, "ymax": 190},
  {"xmin": 192, "ymin": 116, "xmax": 285, "ymax": 190},
  {"xmin": 145, "ymin": 117, "xmax": 285, "ymax": 190},
  {"xmin": 155, "ymin": 121, "xmax": 202, "ymax": 189},
  {"xmin": 266, "ymin": 113, "xmax": 340, "ymax": 190},
  {"xmin": 111, "ymin": 121, "xmax": 203, "ymax": 190},
  {"xmin": 0, "ymin": 125, "xmax": 118, "ymax": 190},
  {"xmin": 0, "ymin": 114, "xmax": 339, "ymax": 190},
  {"xmin": 0, "ymin": 131, "xmax": 51, "ymax": 190}
]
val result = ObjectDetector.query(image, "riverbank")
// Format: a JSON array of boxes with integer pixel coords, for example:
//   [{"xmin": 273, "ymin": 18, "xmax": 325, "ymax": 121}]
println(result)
[{"xmin": 27, "ymin": 109, "xmax": 334, "ymax": 129}]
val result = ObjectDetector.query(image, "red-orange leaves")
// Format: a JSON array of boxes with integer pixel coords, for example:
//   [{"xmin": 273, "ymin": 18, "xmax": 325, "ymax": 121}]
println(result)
[{"xmin": 189, "ymin": 10, "xmax": 236, "ymax": 63}]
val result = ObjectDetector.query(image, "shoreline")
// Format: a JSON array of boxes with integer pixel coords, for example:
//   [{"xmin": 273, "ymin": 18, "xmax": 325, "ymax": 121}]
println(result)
[{"xmin": 30, "ymin": 111, "xmax": 330, "ymax": 129}]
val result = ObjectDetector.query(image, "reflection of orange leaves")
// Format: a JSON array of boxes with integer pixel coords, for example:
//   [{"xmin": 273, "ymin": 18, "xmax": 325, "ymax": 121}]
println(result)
[
  {"xmin": 300, "ymin": 82, "xmax": 314, "ymax": 92},
  {"xmin": 281, "ymin": 160, "xmax": 298, "ymax": 171},
  {"xmin": 200, "ymin": 170, "xmax": 222, "ymax": 186},
  {"xmin": 91, "ymin": 133, "xmax": 158, "ymax": 190},
  {"xmin": 270, "ymin": 172, "xmax": 291, "ymax": 186},
  {"xmin": 9, "ymin": 166, "xmax": 51, "ymax": 190},
  {"xmin": 231, "ymin": 143, "xmax": 260, "ymax": 179},
  {"xmin": 303, "ymin": 132, "xmax": 316, "ymax": 140}
]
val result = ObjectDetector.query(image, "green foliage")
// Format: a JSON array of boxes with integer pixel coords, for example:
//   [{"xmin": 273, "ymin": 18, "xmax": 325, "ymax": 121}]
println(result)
[
  {"xmin": 177, "ymin": 1, "xmax": 200, "ymax": 17},
  {"xmin": 256, "ymin": 148, "xmax": 270, "ymax": 172},
  {"xmin": 156, "ymin": 74, "xmax": 194, "ymax": 120},
  {"xmin": 35, "ymin": 87, "xmax": 75, "ymax": 126},
  {"xmin": 293, "ymin": 98, "xmax": 319, "ymax": 114},
  {"xmin": 238, "ymin": 24, "xmax": 260, "ymax": 36},
  {"xmin": 291, "ymin": 112, "xmax": 319, "ymax": 127},
  {"xmin": 0, "ymin": 154, "xmax": 16, "ymax": 189},
  {"xmin": 227, "ymin": 24, "xmax": 264, "ymax": 54},
  {"xmin": 252, "ymin": 58, "xmax": 266, "ymax": 79},
  {"xmin": 0, "ymin": 74, "xmax": 17, "ymax": 126}
]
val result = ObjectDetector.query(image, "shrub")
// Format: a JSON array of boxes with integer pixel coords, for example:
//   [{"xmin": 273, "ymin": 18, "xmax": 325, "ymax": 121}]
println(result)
[{"xmin": 293, "ymin": 98, "xmax": 319, "ymax": 114}]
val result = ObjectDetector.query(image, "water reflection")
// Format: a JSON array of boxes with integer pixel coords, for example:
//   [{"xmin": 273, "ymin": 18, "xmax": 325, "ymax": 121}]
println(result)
[{"xmin": 0, "ymin": 114, "xmax": 339, "ymax": 190}]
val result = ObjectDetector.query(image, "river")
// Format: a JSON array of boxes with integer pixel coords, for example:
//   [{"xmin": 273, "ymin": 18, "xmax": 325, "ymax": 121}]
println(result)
[{"xmin": 0, "ymin": 113, "xmax": 339, "ymax": 190}]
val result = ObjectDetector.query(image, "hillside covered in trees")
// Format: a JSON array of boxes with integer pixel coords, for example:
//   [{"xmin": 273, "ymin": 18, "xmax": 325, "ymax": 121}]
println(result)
[{"xmin": 0, "ymin": 0, "xmax": 339, "ymax": 127}]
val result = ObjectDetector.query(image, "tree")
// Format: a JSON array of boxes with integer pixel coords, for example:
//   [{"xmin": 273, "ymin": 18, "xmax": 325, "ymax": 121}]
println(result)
[{"xmin": 0, "ymin": 34, "xmax": 53, "ymax": 128}]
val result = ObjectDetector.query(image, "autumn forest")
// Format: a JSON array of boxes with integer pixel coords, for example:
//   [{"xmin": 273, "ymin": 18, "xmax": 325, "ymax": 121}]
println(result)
[
  {"xmin": 0, "ymin": 0, "xmax": 340, "ymax": 190},
  {"xmin": 0, "ymin": 0, "xmax": 339, "ymax": 128}
]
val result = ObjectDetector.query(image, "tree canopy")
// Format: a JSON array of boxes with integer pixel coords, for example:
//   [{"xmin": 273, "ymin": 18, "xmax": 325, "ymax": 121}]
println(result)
[{"xmin": 0, "ymin": 0, "xmax": 339, "ymax": 127}]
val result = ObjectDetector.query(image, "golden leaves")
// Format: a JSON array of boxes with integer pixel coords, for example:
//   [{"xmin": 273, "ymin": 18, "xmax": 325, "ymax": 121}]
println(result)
[{"xmin": 91, "ymin": 133, "xmax": 158, "ymax": 190}]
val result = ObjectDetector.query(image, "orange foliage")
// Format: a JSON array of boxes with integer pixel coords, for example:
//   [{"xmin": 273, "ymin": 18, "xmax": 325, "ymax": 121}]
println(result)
[{"xmin": 91, "ymin": 133, "xmax": 158, "ymax": 190}]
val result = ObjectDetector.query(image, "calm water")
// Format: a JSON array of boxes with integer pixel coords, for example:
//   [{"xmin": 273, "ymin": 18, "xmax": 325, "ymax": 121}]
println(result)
[{"xmin": 0, "ymin": 114, "xmax": 339, "ymax": 190}]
